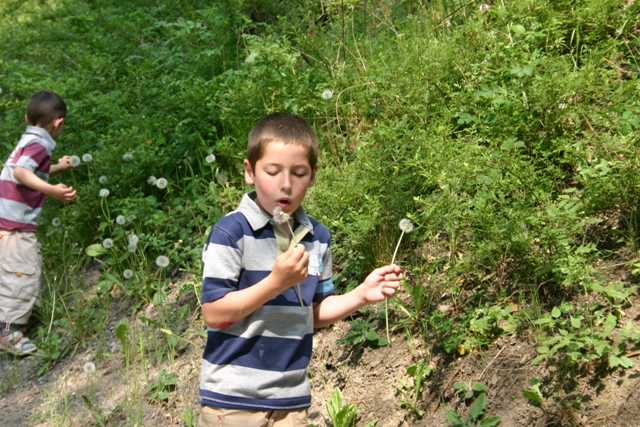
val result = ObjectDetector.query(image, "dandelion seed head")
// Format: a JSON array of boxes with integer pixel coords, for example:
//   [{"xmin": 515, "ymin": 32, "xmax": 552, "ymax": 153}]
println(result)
[
  {"xmin": 123, "ymin": 153, "xmax": 133, "ymax": 161},
  {"xmin": 148, "ymin": 176, "xmax": 157, "ymax": 185},
  {"xmin": 155, "ymin": 255, "xmax": 170, "ymax": 268},
  {"xmin": 99, "ymin": 175, "xmax": 108, "ymax": 184},
  {"xmin": 82, "ymin": 153, "xmax": 93, "ymax": 162},
  {"xmin": 116, "ymin": 215, "xmax": 126, "ymax": 225},
  {"xmin": 123, "ymin": 269, "xmax": 133, "ymax": 279},
  {"xmin": 52, "ymin": 217, "xmax": 61, "ymax": 227},
  {"xmin": 271, "ymin": 206, "xmax": 290, "ymax": 225},
  {"xmin": 69, "ymin": 155, "xmax": 81, "ymax": 167},
  {"xmin": 46, "ymin": 228, "xmax": 55, "ymax": 236},
  {"xmin": 127, "ymin": 243, "xmax": 137, "ymax": 253},
  {"xmin": 102, "ymin": 238, "xmax": 114, "ymax": 249},
  {"xmin": 127, "ymin": 215, "xmax": 137, "ymax": 222},
  {"xmin": 156, "ymin": 177, "xmax": 168, "ymax": 189},
  {"xmin": 128, "ymin": 234, "xmax": 139, "ymax": 245},
  {"xmin": 399, "ymin": 218, "xmax": 414, "ymax": 233},
  {"xmin": 99, "ymin": 188, "xmax": 110, "ymax": 198},
  {"xmin": 321, "ymin": 90, "xmax": 333, "ymax": 100},
  {"xmin": 205, "ymin": 154, "xmax": 216, "ymax": 163},
  {"xmin": 83, "ymin": 362, "xmax": 96, "ymax": 374}
]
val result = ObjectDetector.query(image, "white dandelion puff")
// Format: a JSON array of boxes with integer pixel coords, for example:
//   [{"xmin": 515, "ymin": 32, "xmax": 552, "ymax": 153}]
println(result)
[
  {"xmin": 156, "ymin": 178, "xmax": 168, "ymax": 189},
  {"xmin": 205, "ymin": 154, "xmax": 216, "ymax": 163},
  {"xmin": 271, "ymin": 206, "xmax": 291, "ymax": 225},
  {"xmin": 127, "ymin": 243, "xmax": 137, "ymax": 253},
  {"xmin": 99, "ymin": 175, "xmax": 108, "ymax": 184},
  {"xmin": 52, "ymin": 217, "xmax": 61, "ymax": 227},
  {"xmin": 116, "ymin": 215, "xmax": 126, "ymax": 225},
  {"xmin": 155, "ymin": 255, "xmax": 170, "ymax": 268},
  {"xmin": 82, "ymin": 153, "xmax": 93, "ymax": 162},
  {"xmin": 148, "ymin": 176, "xmax": 157, "ymax": 185},
  {"xmin": 128, "ymin": 234, "xmax": 139, "ymax": 244},
  {"xmin": 102, "ymin": 238, "xmax": 114, "ymax": 249},
  {"xmin": 99, "ymin": 188, "xmax": 110, "ymax": 198},
  {"xmin": 123, "ymin": 269, "xmax": 133, "ymax": 279},
  {"xmin": 127, "ymin": 214, "xmax": 136, "ymax": 222},
  {"xmin": 83, "ymin": 362, "xmax": 96, "ymax": 374},
  {"xmin": 46, "ymin": 228, "xmax": 55, "ymax": 236},
  {"xmin": 399, "ymin": 218, "xmax": 414, "ymax": 233},
  {"xmin": 321, "ymin": 90, "xmax": 333, "ymax": 100},
  {"xmin": 69, "ymin": 155, "xmax": 81, "ymax": 167},
  {"xmin": 122, "ymin": 153, "xmax": 133, "ymax": 161}
]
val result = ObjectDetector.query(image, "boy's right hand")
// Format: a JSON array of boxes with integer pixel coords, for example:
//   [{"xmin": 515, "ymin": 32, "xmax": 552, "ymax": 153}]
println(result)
[
  {"xmin": 271, "ymin": 244, "xmax": 309, "ymax": 290},
  {"xmin": 49, "ymin": 183, "xmax": 77, "ymax": 201}
]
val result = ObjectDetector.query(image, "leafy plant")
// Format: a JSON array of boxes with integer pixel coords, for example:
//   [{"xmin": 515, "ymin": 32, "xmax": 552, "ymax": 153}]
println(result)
[
  {"xmin": 145, "ymin": 369, "xmax": 177, "ymax": 403},
  {"xmin": 337, "ymin": 316, "xmax": 389, "ymax": 356},
  {"xmin": 446, "ymin": 392, "xmax": 501, "ymax": 427},
  {"xmin": 325, "ymin": 387, "xmax": 362, "ymax": 427},
  {"xmin": 396, "ymin": 358, "xmax": 432, "ymax": 417}
]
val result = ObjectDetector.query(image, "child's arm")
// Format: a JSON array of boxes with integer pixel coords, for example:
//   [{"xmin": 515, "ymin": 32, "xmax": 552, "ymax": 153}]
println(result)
[
  {"xmin": 313, "ymin": 264, "xmax": 402, "ymax": 328},
  {"xmin": 49, "ymin": 155, "xmax": 74, "ymax": 174},
  {"xmin": 202, "ymin": 244, "xmax": 310, "ymax": 328},
  {"xmin": 13, "ymin": 166, "xmax": 77, "ymax": 201}
]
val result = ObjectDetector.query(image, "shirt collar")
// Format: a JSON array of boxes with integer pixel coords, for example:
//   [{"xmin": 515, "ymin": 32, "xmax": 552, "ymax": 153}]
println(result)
[
  {"xmin": 25, "ymin": 125, "xmax": 57, "ymax": 150},
  {"xmin": 238, "ymin": 191, "xmax": 314, "ymax": 235}
]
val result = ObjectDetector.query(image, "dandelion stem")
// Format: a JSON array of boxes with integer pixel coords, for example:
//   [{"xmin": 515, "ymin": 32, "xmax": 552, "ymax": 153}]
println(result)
[
  {"xmin": 285, "ymin": 221, "xmax": 305, "ymax": 308},
  {"xmin": 386, "ymin": 230, "xmax": 406, "ymax": 343}
]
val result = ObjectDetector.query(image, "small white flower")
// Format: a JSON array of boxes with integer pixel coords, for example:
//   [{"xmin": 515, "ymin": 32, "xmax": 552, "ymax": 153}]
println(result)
[
  {"xmin": 128, "ymin": 234, "xmax": 139, "ymax": 245},
  {"xmin": 69, "ymin": 155, "xmax": 81, "ymax": 167},
  {"xmin": 123, "ymin": 269, "xmax": 133, "ymax": 279},
  {"xmin": 205, "ymin": 154, "xmax": 216, "ymax": 163},
  {"xmin": 82, "ymin": 153, "xmax": 93, "ymax": 162},
  {"xmin": 83, "ymin": 362, "xmax": 96, "ymax": 374},
  {"xmin": 52, "ymin": 218, "xmax": 61, "ymax": 227},
  {"xmin": 321, "ymin": 90, "xmax": 333, "ymax": 100},
  {"xmin": 399, "ymin": 218, "xmax": 414, "ymax": 233},
  {"xmin": 116, "ymin": 215, "xmax": 126, "ymax": 225},
  {"xmin": 148, "ymin": 176, "xmax": 157, "ymax": 185},
  {"xmin": 102, "ymin": 238, "xmax": 114, "ymax": 249},
  {"xmin": 272, "ymin": 206, "xmax": 291, "ymax": 225},
  {"xmin": 127, "ymin": 243, "xmax": 137, "ymax": 253},
  {"xmin": 99, "ymin": 188, "xmax": 110, "ymax": 198},
  {"xmin": 123, "ymin": 153, "xmax": 133, "ymax": 161},
  {"xmin": 99, "ymin": 175, "xmax": 108, "ymax": 184},
  {"xmin": 156, "ymin": 178, "xmax": 168, "ymax": 189},
  {"xmin": 155, "ymin": 255, "xmax": 170, "ymax": 268}
]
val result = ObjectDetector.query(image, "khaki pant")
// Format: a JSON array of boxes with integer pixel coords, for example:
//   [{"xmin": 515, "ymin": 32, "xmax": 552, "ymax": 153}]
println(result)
[
  {"xmin": 0, "ymin": 230, "xmax": 42, "ymax": 325},
  {"xmin": 198, "ymin": 406, "xmax": 308, "ymax": 427}
]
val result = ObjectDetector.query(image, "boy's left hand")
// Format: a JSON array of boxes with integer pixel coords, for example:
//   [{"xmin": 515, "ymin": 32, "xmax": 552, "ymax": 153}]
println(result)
[
  {"xmin": 58, "ymin": 155, "xmax": 74, "ymax": 170},
  {"xmin": 361, "ymin": 264, "xmax": 403, "ymax": 303}
]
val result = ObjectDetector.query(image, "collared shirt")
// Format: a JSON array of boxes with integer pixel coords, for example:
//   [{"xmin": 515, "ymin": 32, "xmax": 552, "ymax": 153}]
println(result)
[
  {"xmin": 0, "ymin": 126, "xmax": 56, "ymax": 232},
  {"xmin": 200, "ymin": 191, "xmax": 334, "ymax": 410}
]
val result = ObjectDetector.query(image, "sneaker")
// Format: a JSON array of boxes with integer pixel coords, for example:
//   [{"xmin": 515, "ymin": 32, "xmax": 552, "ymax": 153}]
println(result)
[{"xmin": 1, "ymin": 327, "xmax": 37, "ymax": 356}]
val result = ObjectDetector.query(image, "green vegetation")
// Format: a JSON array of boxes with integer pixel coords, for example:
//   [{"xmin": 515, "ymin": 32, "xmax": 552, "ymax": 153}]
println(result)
[{"xmin": 1, "ymin": 0, "xmax": 640, "ymax": 425}]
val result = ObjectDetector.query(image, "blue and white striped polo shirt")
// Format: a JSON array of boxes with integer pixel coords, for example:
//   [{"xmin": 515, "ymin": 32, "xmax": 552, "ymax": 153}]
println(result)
[{"xmin": 199, "ymin": 191, "xmax": 334, "ymax": 410}]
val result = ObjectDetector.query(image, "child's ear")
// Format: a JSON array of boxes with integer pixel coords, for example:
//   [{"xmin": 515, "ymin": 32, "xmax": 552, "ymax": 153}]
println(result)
[
  {"xmin": 309, "ymin": 164, "xmax": 319, "ymax": 187},
  {"xmin": 244, "ymin": 159, "xmax": 255, "ymax": 185},
  {"xmin": 53, "ymin": 117, "xmax": 65, "ymax": 130}
]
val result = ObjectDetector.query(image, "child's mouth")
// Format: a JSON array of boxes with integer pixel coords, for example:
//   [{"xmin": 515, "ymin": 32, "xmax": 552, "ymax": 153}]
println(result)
[{"xmin": 277, "ymin": 199, "xmax": 291, "ymax": 210}]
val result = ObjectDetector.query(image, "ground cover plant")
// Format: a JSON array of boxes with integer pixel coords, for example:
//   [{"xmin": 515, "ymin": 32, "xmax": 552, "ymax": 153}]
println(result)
[{"xmin": 1, "ymin": 0, "xmax": 640, "ymax": 426}]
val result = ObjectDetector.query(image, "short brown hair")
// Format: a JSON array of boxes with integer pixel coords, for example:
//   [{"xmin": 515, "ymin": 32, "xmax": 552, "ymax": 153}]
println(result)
[
  {"xmin": 25, "ymin": 90, "xmax": 66, "ymax": 127},
  {"xmin": 247, "ymin": 112, "xmax": 318, "ymax": 170}
]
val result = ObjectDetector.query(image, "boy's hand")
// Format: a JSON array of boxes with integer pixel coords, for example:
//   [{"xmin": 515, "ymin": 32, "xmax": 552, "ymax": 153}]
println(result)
[
  {"xmin": 271, "ymin": 244, "xmax": 309, "ymax": 290},
  {"xmin": 49, "ymin": 183, "xmax": 77, "ymax": 201},
  {"xmin": 360, "ymin": 264, "xmax": 403, "ymax": 303},
  {"xmin": 49, "ymin": 155, "xmax": 75, "ymax": 174}
]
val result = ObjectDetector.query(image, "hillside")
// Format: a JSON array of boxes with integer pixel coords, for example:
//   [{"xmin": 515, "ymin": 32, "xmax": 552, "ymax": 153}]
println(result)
[{"xmin": 1, "ymin": 0, "xmax": 640, "ymax": 426}]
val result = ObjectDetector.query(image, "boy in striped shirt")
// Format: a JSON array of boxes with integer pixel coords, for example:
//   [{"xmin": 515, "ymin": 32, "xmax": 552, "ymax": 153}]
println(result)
[
  {"xmin": 0, "ymin": 90, "xmax": 76, "ymax": 355},
  {"xmin": 199, "ymin": 112, "xmax": 402, "ymax": 426}
]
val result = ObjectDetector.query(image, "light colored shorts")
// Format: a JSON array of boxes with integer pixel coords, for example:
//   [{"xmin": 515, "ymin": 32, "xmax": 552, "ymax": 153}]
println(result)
[
  {"xmin": 198, "ymin": 405, "xmax": 308, "ymax": 427},
  {"xmin": 0, "ymin": 230, "xmax": 42, "ymax": 325}
]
